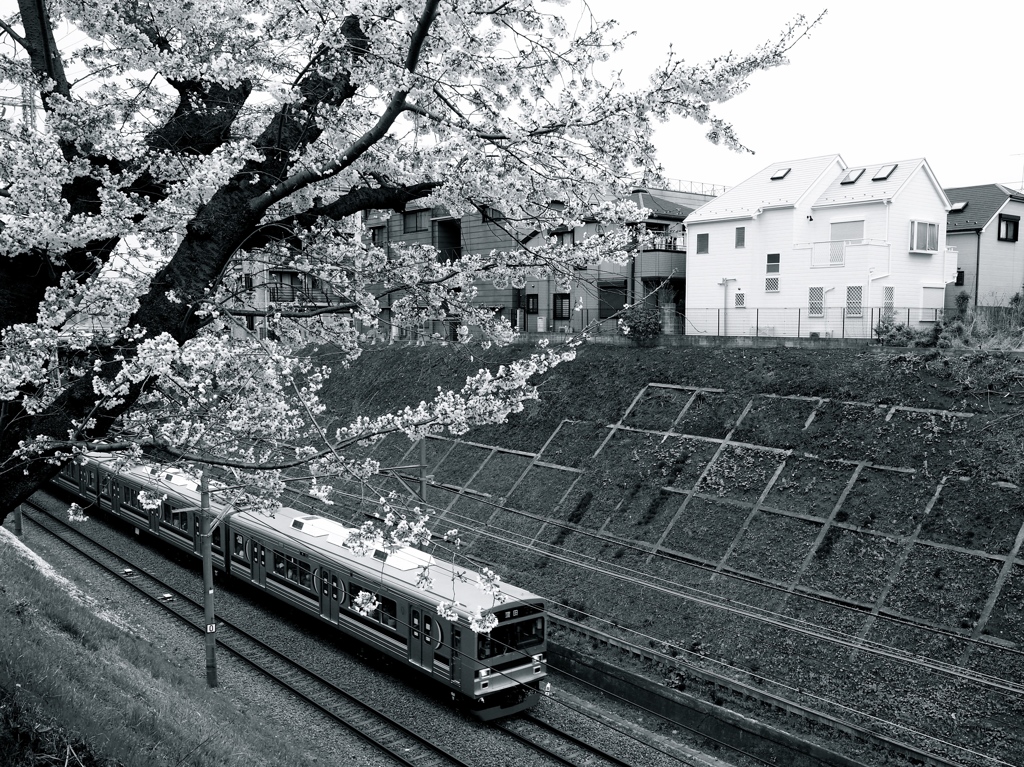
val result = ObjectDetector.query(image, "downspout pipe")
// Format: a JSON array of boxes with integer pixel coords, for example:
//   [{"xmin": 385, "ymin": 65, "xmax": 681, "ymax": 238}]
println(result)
[{"xmin": 974, "ymin": 229, "xmax": 982, "ymax": 306}]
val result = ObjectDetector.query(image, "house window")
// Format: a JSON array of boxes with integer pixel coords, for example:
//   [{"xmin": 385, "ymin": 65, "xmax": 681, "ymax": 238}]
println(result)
[
  {"xmin": 696, "ymin": 233, "xmax": 709, "ymax": 254},
  {"xmin": 734, "ymin": 291, "xmax": 745, "ymax": 308},
  {"xmin": 955, "ymin": 269, "xmax": 965, "ymax": 286},
  {"xmin": 831, "ymin": 220, "xmax": 865, "ymax": 242},
  {"xmin": 735, "ymin": 227, "xmax": 745, "ymax": 248},
  {"xmin": 765, "ymin": 253, "xmax": 780, "ymax": 292},
  {"xmin": 909, "ymin": 221, "xmax": 939, "ymax": 252},
  {"xmin": 598, "ymin": 281, "xmax": 627, "ymax": 319},
  {"xmin": 481, "ymin": 205, "xmax": 504, "ymax": 223},
  {"xmin": 950, "ymin": 201, "xmax": 968, "ymax": 213},
  {"xmin": 525, "ymin": 294, "xmax": 539, "ymax": 314},
  {"xmin": 872, "ymin": 164, "xmax": 897, "ymax": 181},
  {"xmin": 883, "ymin": 285, "xmax": 895, "ymax": 321},
  {"xmin": 998, "ymin": 214, "xmax": 1020, "ymax": 242},
  {"xmin": 921, "ymin": 286, "xmax": 945, "ymax": 322},
  {"xmin": 846, "ymin": 285, "xmax": 863, "ymax": 317},
  {"xmin": 552, "ymin": 229, "xmax": 574, "ymax": 247},
  {"xmin": 840, "ymin": 169, "xmax": 865, "ymax": 185},
  {"xmin": 770, "ymin": 167, "xmax": 791, "ymax": 180},
  {"xmin": 243, "ymin": 273, "xmax": 254, "ymax": 291},
  {"xmin": 553, "ymin": 293, "xmax": 571, "ymax": 320},
  {"xmin": 808, "ymin": 286, "xmax": 824, "ymax": 317},
  {"xmin": 370, "ymin": 226, "xmax": 386, "ymax": 247},
  {"xmin": 403, "ymin": 209, "xmax": 429, "ymax": 233}
]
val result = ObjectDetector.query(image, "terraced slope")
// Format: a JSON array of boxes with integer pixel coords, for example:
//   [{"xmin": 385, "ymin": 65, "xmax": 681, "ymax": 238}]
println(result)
[{"xmin": 321, "ymin": 342, "xmax": 1024, "ymax": 766}]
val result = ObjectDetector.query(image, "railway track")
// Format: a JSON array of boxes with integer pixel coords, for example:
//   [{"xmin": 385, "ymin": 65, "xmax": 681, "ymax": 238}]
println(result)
[
  {"xmin": 22, "ymin": 499, "xmax": 471, "ymax": 767},
  {"xmin": 24, "ymin": 496, "xmax": 706, "ymax": 767},
  {"xmin": 497, "ymin": 713, "xmax": 645, "ymax": 767}
]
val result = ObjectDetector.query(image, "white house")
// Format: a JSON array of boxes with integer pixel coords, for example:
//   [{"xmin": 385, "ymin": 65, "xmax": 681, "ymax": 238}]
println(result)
[{"xmin": 683, "ymin": 155, "xmax": 957, "ymax": 339}]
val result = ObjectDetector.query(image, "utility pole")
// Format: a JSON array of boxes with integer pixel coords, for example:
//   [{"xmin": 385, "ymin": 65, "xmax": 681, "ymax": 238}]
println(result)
[
  {"xmin": 419, "ymin": 437, "xmax": 427, "ymax": 504},
  {"xmin": 200, "ymin": 473, "xmax": 218, "ymax": 688}
]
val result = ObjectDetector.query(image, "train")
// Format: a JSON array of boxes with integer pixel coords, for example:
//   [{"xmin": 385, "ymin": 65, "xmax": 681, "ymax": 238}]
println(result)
[{"xmin": 52, "ymin": 452, "xmax": 548, "ymax": 720}]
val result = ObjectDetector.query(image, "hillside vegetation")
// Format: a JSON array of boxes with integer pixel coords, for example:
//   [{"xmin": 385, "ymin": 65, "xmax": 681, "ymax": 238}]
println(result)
[{"xmin": 323, "ymin": 341, "xmax": 1024, "ymax": 766}]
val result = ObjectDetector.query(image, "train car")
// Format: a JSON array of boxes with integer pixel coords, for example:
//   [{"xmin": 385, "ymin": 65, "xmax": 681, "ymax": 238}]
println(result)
[{"xmin": 52, "ymin": 453, "xmax": 547, "ymax": 719}]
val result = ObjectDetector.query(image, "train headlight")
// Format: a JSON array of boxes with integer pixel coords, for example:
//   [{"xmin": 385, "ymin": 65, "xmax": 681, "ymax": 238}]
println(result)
[
  {"xmin": 478, "ymin": 669, "xmax": 490, "ymax": 679},
  {"xmin": 532, "ymin": 654, "xmax": 544, "ymax": 663}
]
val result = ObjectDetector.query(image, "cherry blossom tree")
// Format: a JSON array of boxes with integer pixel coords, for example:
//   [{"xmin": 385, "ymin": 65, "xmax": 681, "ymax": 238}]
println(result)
[{"xmin": 0, "ymin": 0, "xmax": 823, "ymax": 531}]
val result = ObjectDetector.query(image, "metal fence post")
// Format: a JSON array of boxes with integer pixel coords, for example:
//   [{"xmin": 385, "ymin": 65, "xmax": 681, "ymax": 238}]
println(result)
[
  {"xmin": 797, "ymin": 308, "xmax": 801, "ymax": 338},
  {"xmin": 755, "ymin": 309, "xmax": 759, "ymax": 337},
  {"xmin": 842, "ymin": 308, "xmax": 846, "ymax": 338}
]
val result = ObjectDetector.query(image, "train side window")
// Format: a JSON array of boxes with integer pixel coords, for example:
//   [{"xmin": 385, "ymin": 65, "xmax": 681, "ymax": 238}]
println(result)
[
  {"xmin": 379, "ymin": 596, "xmax": 398, "ymax": 629},
  {"xmin": 453, "ymin": 629, "xmax": 461, "ymax": 658},
  {"xmin": 233, "ymin": 534, "xmax": 246, "ymax": 558},
  {"xmin": 162, "ymin": 502, "xmax": 173, "ymax": 524},
  {"xmin": 272, "ymin": 551, "xmax": 314, "ymax": 592},
  {"xmin": 100, "ymin": 474, "xmax": 110, "ymax": 498},
  {"xmin": 423, "ymin": 616, "xmax": 432, "ymax": 644},
  {"xmin": 211, "ymin": 523, "xmax": 221, "ymax": 549},
  {"xmin": 331, "ymin": 576, "xmax": 340, "ymax": 602},
  {"xmin": 411, "ymin": 610, "xmax": 420, "ymax": 639}
]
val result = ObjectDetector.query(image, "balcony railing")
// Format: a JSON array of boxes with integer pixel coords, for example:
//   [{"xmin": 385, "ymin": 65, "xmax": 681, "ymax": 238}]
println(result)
[
  {"xmin": 793, "ymin": 239, "xmax": 891, "ymax": 269},
  {"xmin": 645, "ymin": 234, "xmax": 686, "ymax": 252},
  {"xmin": 268, "ymin": 285, "xmax": 338, "ymax": 304}
]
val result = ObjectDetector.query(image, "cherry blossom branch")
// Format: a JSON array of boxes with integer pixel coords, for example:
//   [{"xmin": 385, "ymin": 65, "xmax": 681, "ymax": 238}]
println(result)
[{"xmin": 249, "ymin": 0, "xmax": 442, "ymax": 212}]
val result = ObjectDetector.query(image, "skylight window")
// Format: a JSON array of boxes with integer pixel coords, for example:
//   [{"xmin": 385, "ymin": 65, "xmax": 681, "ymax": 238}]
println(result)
[
  {"xmin": 872, "ymin": 164, "xmax": 898, "ymax": 181},
  {"xmin": 840, "ymin": 169, "xmax": 865, "ymax": 185},
  {"xmin": 950, "ymin": 201, "xmax": 968, "ymax": 212},
  {"xmin": 770, "ymin": 168, "xmax": 791, "ymax": 180}
]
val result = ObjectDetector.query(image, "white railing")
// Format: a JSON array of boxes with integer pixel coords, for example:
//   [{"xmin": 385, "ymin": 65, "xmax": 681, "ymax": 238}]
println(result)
[
  {"xmin": 795, "ymin": 239, "xmax": 890, "ymax": 268},
  {"xmin": 653, "ymin": 178, "xmax": 730, "ymax": 197},
  {"xmin": 647, "ymin": 234, "xmax": 686, "ymax": 252}
]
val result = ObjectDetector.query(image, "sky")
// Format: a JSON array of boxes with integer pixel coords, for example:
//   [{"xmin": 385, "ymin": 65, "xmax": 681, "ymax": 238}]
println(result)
[
  {"xmin": 4, "ymin": 0, "xmax": 1020, "ymax": 192},
  {"xmin": 575, "ymin": 0, "xmax": 1024, "ymax": 192}
]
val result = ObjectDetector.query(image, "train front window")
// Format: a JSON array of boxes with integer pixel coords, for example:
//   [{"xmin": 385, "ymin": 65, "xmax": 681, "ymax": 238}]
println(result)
[{"xmin": 477, "ymin": 617, "xmax": 544, "ymax": 659}]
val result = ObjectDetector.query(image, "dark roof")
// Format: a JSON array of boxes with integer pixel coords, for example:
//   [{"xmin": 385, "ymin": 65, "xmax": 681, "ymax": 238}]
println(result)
[
  {"xmin": 629, "ymin": 189, "xmax": 694, "ymax": 221},
  {"xmin": 944, "ymin": 184, "xmax": 1024, "ymax": 231}
]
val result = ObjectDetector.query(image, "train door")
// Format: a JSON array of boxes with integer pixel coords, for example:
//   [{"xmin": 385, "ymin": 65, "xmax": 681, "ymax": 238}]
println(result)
[
  {"xmin": 319, "ymin": 566, "xmax": 341, "ymax": 623},
  {"xmin": 410, "ymin": 609, "xmax": 424, "ymax": 667},
  {"xmin": 409, "ymin": 608, "xmax": 434, "ymax": 670},
  {"xmin": 252, "ymin": 541, "xmax": 267, "ymax": 585},
  {"xmin": 450, "ymin": 628, "xmax": 462, "ymax": 685}
]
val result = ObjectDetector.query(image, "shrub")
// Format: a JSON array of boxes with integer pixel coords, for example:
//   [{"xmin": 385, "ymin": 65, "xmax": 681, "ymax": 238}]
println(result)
[
  {"xmin": 874, "ymin": 317, "xmax": 918, "ymax": 346},
  {"xmin": 618, "ymin": 303, "xmax": 662, "ymax": 347},
  {"xmin": 955, "ymin": 290, "xmax": 970, "ymax": 317}
]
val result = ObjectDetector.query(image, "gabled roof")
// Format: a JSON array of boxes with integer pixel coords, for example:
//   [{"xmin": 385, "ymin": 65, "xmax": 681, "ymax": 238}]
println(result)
[
  {"xmin": 811, "ymin": 158, "xmax": 950, "ymax": 209},
  {"xmin": 685, "ymin": 154, "xmax": 846, "ymax": 223},
  {"xmin": 629, "ymin": 188, "xmax": 694, "ymax": 220},
  {"xmin": 944, "ymin": 183, "xmax": 1024, "ymax": 232}
]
